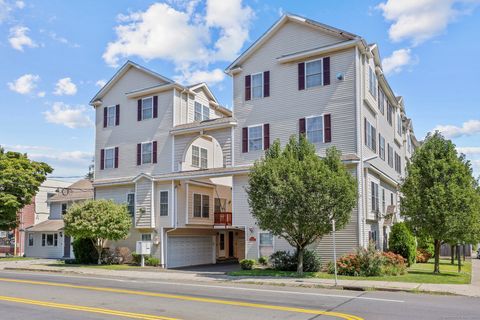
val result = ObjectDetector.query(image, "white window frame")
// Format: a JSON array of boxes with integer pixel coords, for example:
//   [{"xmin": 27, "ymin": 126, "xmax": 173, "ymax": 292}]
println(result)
[
  {"xmin": 387, "ymin": 103, "xmax": 393, "ymax": 126},
  {"xmin": 159, "ymin": 190, "xmax": 169, "ymax": 216},
  {"xmin": 378, "ymin": 89, "xmax": 385, "ymax": 114},
  {"xmin": 106, "ymin": 105, "xmax": 116, "ymax": 127},
  {"xmin": 202, "ymin": 105, "xmax": 210, "ymax": 120},
  {"xmin": 191, "ymin": 145, "xmax": 208, "ymax": 169},
  {"xmin": 200, "ymin": 148, "xmax": 208, "ymax": 169},
  {"xmin": 382, "ymin": 188, "xmax": 386, "ymax": 213},
  {"xmin": 365, "ymin": 119, "xmax": 376, "ymax": 151},
  {"xmin": 397, "ymin": 113, "xmax": 403, "ymax": 135},
  {"xmin": 42, "ymin": 233, "xmax": 58, "ymax": 247},
  {"xmin": 251, "ymin": 72, "xmax": 263, "ymax": 99},
  {"xmin": 193, "ymin": 193, "xmax": 210, "ymax": 218},
  {"xmin": 126, "ymin": 193, "xmax": 135, "ymax": 216},
  {"xmin": 306, "ymin": 115, "xmax": 324, "ymax": 143},
  {"xmin": 371, "ymin": 182, "xmax": 379, "ymax": 213},
  {"xmin": 369, "ymin": 67, "xmax": 377, "ymax": 99},
  {"xmin": 141, "ymin": 142, "xmax": 153, "ymax": 165},
  {"xmin": 192, "ymin": 145, "xmax": 200, "ymax": 167},
  {"xmin": 259, "ymin": 232, "xmax": 273, "ymax": 246},
  {"xmin": 248, "ymin": 124, "xmax": 264, "ymax": 152},
  {"xmin": 141, "ymin": 96, "xmax": 153, "ymax": 120},
  {"xmin": 104, "ymin": 147, "xmax": 115, "ymax": 169},
  {"xmin": 28, "ymin": 233, "xmax": 34, "ymax": 246},
  {"xmin": 379, "ymin": 135, "xmax": 385, "ymax": 160},
  {"xmin": 305, "ymin": 58, "xmax": 323, "ymax": 89},
  {"xmin": 194, "ymin": 102, "xmax": 203, "ymax": 121},
  {"xmin": 141, "ymin": 233, "xmax": 152, "ymax": 241}
]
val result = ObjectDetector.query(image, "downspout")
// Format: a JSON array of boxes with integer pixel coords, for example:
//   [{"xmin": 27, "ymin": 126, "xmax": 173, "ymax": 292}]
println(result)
[
  {"xmin": 164, "ymin": 182, "xmax": 178, "ymax": 268},
  {"xmin": 355, "ymin": 46, "xmax": 365, "ymax": 248}
]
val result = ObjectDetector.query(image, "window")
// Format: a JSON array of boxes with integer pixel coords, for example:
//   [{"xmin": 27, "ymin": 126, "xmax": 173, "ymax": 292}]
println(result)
[
  {"xmin": 127, "ymin": 193, "xmax": 135, "ymax": 216},
  {"xmin": 382, "ymin": 188, "xmax": 386, "ymax": 213},
  {"xmin": 369, "ymin": 67, "xmax": 377, "ymax": 99},
  {"xmin": 371, "ymin": 182, "xmax": 379, "ymax": 213},
  {"xmin": 28, "ymin": 233, "xmax": 33, "ymax": 246},
  {"xmin": 251, "ymin": 73, "xmax": 263, "ymax": 99},
  {"xmin": 194, "ymin": 102, "xmax": 210, "ymax": 121},
  {"xmin": 394, "ymin": 152, "xmax": 402, "ymax": 174},
  {"xmin": 43, "ymin": 233, "xmax": 57, "ymax": 247},
  {"xmin": 259, "ymin": 232, "xmax": 274, "ymax": 257},
  {"xmin": 365, "ymin": 119, "xmax": 376, "ymax": 151},
  {"xmin": 61, "ymin": 203, "xmax": 68, "ymax": 215},
  {"xmin": 106, "ymin": 105, "xmax": 116, "ymax": 127},
  {"xmin": 160, "ymin": 191, "xmax": 168, "ymax": 216},
  {"xmin": 397, "ymin": 113, "xmax": 403, "ymax": 135},
  {"xmin": 104, "ymin": 148, "xmax": 115, "ymax": 169},
  {"xmin": 387, "ymin": 103, "xmax": 393, "ymax": 126},
  {"xmin": 192, "ymin": 146, "xmax": 200, "ymax": 167},
  {"xmin": 215, "ymin": 198, "xmax": 227, "ymax": 212},
  {"xmin": 378, "ymin": 89, "xmax": 385, "ymax": 114},
  {"xmin": 141, "ymin": 234, "xmax": 152, "ymax": 241},
  {"xmin": 248, "ymin": 125, "xmax": 263, "ymax": 151},
  {"xmin": 192, "ymin": 146, "xmax": 208, "ymax": 169},
  {"xmin": 305, "ymin": 59, "xmax": 323, "ymax": 88},
  {"xmin": 142, "ymin": 97, "xmax": 153, "ymax": 120},
  {"xmin": 193, "ymin": 194, "xmax": 209, "ymax": 218},
  {"xmin": 200, "ymin": 148, "xmax": 208, "ymax": 169},
  {"xmin": 306, "ymin": 116, "xmax": 324, "ymax": 143},
  {"xmin": 379, "ymin": 134, "xmax": 385, "ymax": 160},
  {"xmin": 387, "ymin": 144, "xmax": 394, "ymax": 168},
  {"xmin": 141, "ymin": 142, "xmax": 153, "ymax": 164}
]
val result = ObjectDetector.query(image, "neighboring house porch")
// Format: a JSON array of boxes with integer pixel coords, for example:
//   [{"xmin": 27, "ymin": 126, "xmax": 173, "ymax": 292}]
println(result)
[{"xmin": 24, "ymin": 220, "xmax": 73, "ymax": 259}]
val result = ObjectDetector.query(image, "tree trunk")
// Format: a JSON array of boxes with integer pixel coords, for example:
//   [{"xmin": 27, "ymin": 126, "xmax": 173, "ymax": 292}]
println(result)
[
  {"xmin": 450, "ymin": 244, "xmax": 455, "ymax": 264},
  {"xmin": 297, "ymin": 246, "xmax": 304, "ymax": 275},
  {"xmin": 457, "ymin": 245, "xmax": 462, "ymax": 273},
  {"xmin": 434, "ymin": 239, "xmax": 441, "ymax": 274},
  {"xmin": 463, "ymin": 245, "xmax": 466, "ymax": 261}
]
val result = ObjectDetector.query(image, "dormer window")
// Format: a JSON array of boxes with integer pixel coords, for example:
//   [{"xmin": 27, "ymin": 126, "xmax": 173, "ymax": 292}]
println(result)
[{"xmin": 194, "ymin": 102, "xmax": 210, "ymax": 121}]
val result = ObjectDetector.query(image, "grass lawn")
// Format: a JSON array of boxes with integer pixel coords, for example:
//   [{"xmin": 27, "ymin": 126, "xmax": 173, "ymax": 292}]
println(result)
[
  {"xmin": 0, "ymin": 257, "xmax": 37, "ymax": 262},
  {"xmin": 228, "ymin": 259, "xmax": 472, "ymax": 285}
]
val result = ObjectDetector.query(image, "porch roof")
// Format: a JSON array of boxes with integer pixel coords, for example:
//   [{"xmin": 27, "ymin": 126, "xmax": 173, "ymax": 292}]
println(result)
[
  {"xmin": 26, "ymin": 219, "xmax": 64, "ymax": 232},
  {"xmin": 170, "ymin": 117, "xmax": 237, "ymax": 135}
]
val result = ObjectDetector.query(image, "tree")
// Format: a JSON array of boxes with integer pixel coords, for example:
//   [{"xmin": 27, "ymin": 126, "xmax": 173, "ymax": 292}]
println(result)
[
  {"xmin": 401, "ymin": 132, "xmax": 480, "ymax": 273},
  {"xmin": 389, "ymin": 222, "xmax": 416, "ymax": 266},
  {"xmin": 247, "ymin": 136, "xmax": 357, "ymax": 274},
  {"xmin": 0, "ymin": 147, "xmax": 52, "ymax": 230},
  {"xmin": 64, "ymin": 199, "xmax": 132, "ymax": 264}
]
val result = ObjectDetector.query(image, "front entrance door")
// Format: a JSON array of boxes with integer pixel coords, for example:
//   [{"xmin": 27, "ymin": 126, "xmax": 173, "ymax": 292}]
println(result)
[
  {"xmin": 219, "ymin": 232, "xmax": 226, "ymax": 258},
  {"xmin": 64, "ymin": 235, "xmax": 71, "ymax": 258},
  {"xmin": 228, "ymin": 231, "xmax": 234, "ymax": 257}
]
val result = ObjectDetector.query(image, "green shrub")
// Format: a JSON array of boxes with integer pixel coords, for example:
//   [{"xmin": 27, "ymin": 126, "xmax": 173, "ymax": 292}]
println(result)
[
  {"xmin": 329, "ymin": 243, "xmax": 385, "ymax": 277},
  {"xmin": 415, "ymin": 248, "xmax": 432, "ymax": 263},
  {"xmin": 329, "ymin": 253, "xmax": 360, "ymax": 276},
  {"xmin": 417, "ymin": 235, "xmax": 435, "ymax": 257},
  {"xmin": 240, "ymin": 259, "xmax": 255, "ymax": 270},
  {"xmin": 389, "ymin": 222, "xmax": 416, "ymax": 266},
  {"xmin": 382, "ymin": 251, "xmax": 407, "ymax": 275},
  {"xmin": 131, "ymin": 252, "xmax": 142, "ymax": 265},
  {"xmin": 258, "ymin": 256, "xmax": 268, "ymax": 265},
  {"xmin": 294, "ymin": 250, "xmax": 321, "ymax": 272},
  {"xmin": 270, "ymin": 249, "xmax": 321, "ymax": 272},
  {"xmin": 72, "ymin": 238, "xmax": 98, "ymax": 264},
  {"xmin": 146, "ymin": 257, "xmax": 160, "ymax": 267}
]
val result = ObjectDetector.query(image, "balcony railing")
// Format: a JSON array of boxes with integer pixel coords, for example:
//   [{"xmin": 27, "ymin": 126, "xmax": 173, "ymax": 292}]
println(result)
[{"xmin": 214, "ymin": 212, "xmax": 232, "ymax": 226}]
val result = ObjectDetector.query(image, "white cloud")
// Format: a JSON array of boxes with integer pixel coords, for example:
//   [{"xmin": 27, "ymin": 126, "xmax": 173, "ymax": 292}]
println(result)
[
  {"xmin": 434, "ymin": 119, "xmax": 480, "ymax": 138},
  {"xmin": 377, "ymin": 0, "xmax": 480, "ymax": 45},
  {"xmin": 382, "ymin": 48, "xmax": 413, "ymax": 74},
  {"xmin": 7, "ymin": 73, "xmax": 39, "ymax": 94},
  {"xmin": 53, "ymin": 77, "xmax": 77, "ymax": 95},
  {"xmin": 37, "ymin": 91, "xmax": 46, "ymax": 97},
  {"xmin": 457, "ymin": 147, "xmax": 480, "ymax": 155},
  {"xmin": 95, "ymin": 79, "xmax": 107, "ymax": 88},
  {"xmin": 15, "ymin": 0, "xmax": 24, "ymax": 9},
  {"xmin": 0, "ymin": 0, "xmax": 24, "ymax": 23},
  {"xmin": 103, "ymin": 0, "xmax": 253, "ymax": 85},
  {"xmin": 8, "ymin": 25, "xmax": 37, "ymax": 51},
  {"xmin": 49, "ymin": 31, "xmax": 80, "ymax": 48},
  {"xmin": 175, "ymin": 68, "xmax": 225, "ymax": 85},
  {"xmin": 43, "ymin": 102, "xmax": 92, "ymax": 128}
]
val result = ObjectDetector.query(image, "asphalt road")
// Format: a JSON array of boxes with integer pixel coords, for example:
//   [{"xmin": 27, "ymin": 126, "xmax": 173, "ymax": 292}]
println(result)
[{"xmin": 0, "ymin": 270, "xmax": 478, "ymax": 320}]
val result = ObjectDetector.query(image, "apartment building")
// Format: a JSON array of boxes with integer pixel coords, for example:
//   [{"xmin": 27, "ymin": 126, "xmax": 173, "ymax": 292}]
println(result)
[{"xmin": 91, "ymin": 14, "xmax": 418, "ymax": 268}]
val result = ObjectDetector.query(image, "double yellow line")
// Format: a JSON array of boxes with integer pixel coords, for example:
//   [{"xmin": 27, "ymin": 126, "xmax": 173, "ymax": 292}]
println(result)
[
  {"xmin": 0, "ymin": 277, "xmax": 364, "ymax": 320},
  {"xmin": 0, "ymin": 295, "xmax": 177, "ymax": 320}
]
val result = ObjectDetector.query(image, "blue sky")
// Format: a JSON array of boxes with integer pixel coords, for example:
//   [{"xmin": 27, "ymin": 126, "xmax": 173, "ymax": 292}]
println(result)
[{"xmin": 1, "ymin": 0, "xmax": 479, "ymax": 178}]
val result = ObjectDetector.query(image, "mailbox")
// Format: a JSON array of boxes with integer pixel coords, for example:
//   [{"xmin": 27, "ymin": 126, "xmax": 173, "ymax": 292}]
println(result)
[{"xmin": 136, "ymin": 241, "xmax": 152, "ymax": 255}]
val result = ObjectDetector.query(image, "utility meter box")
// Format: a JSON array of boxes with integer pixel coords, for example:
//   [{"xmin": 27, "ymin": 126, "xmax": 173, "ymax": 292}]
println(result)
[{"xmin": 136, "ymin": 241, "xmax": 152, "ymax": 255}]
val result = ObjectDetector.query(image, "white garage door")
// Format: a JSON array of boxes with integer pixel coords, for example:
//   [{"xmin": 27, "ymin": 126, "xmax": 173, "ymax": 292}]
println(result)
[{"xmin": 167, "ymin": 236, "xmax": 214, "ymax": 268}]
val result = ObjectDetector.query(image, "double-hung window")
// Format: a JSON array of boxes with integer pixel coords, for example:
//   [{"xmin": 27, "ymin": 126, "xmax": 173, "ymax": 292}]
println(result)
[
  {"xmin": 394, "ymin": 152, "xmax": 402, "ymax": 174},
  {"xmin": 369, "ymin": 67, "xmax": 377, "ymax": 99},
  {"xmin": 200, "ymin": 148, "xmax": 208, "ymax": 169},
  {"xmin": 194, "ymin": 102, "xmax": 210, "ymax": 121},
  {"xmin": 371, "ymin": 182, "xmax": 379, "ymax": 213},
  {"xmin": 106, "ymin": 105, "xmax": 116, "ymax": 127},
  {"xmin": 28, "ymin": 233, "xmax": 34, "ymax": 246},
  {"xmin": 365, "ymin": 119, "xmax": 377, "ymax": 151},
  {"xmin": 306, "ymin": 116, "xmax": 324, "ymax": 143},
  {"xmin": 141, "ymin": 97, "xmax": 153, "ymax": 120},
  {"xmin": 192, "ymin": 146, "xmax": 200, "ymax": 167},
  {"xmin": 193, "ymin": 194, "xmax": 209, "ymax": 218},
  {"xmin": 202, "ymin": 105, "xmax": 210, "ymax": 120},
  {"xmin": 142, "ymin": 142, "xmax": 153, "ymax": 164},
  {"xmin": 387, "ymin": 144, "xmax": 394, "ymax": 167},
  {"xmin": 382, "ymin": 189, "xmax": 386, "ymax": 213},
  {"xmin": 61, "ymin": 203, "xmax": 68, "ymax": 215},
  {"xmin": 251, "ymin": 73, "xmax": 263, "ymax": 99},
  {"xmin": 378, "ymin": 89, "xmax": 385, "ymax": 114},
  {"xmin": 126, "ymin": 193, "xmax": 135, "ymax": 216},
  {"xmin": 305, "ymin": 59, "xmax": 323, "ymax": 88},
  {"xmin": 259, "ymin": 232, "xmax": 274, "ymax": 257},
  {"xmin": 248, "ymin": 125, "xmax": 263, "ymax": 151},
  {"xmin": 42, "ymin": 233, "xmax": 57, "ymax": 247},
  {"xmin": 192, "ymin": 146, "xmax": 208, "ymax": 169},
  {"xmin": 104, "ymin": 147, "xmax": 115, "ymax": 169},
  {"xmin": 397, "ymin": 113, "xmax": 403, "ymax": 135},
  {"xmin": 141, "ymin": 234, "xmax": 152, "ymax": 241},
  {"xmin": 379, "ymin": 134, "xmax": 385, "ymax": 160},
  {"xmin": 159, "ymin": 191, "xmax": 168, "ymax": 216},
  {"xmin": 387, "ymin": 103, "xmax": 393, "ymax": 126}
]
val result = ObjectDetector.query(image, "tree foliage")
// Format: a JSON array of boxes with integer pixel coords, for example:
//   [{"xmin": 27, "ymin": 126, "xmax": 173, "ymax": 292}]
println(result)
[
  {"xmin": 64, "ymin": 199, "xmax": 132, "ymax": 264},
  {"xmin": 388, "ymin": 222, "xmax": 416, "ymax": 266},
  {"xmin": 0, "ymin": 147, "xmax": 52, "ymax": 229},
  {"xmin": 247, "ymin": 135, "xmax": 357, "ymax": 273},
  {"xmin": 401, "ymin": 132, "xmax": 480, "ymax": 273}
]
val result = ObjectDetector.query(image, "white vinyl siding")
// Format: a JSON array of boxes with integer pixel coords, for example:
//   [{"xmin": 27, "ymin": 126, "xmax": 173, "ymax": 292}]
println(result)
[
  {"xmin": 306, "ymin": 115, "xmax": 323, "ymax": 143},
  {"xmin": 141, "ymin": 97, "xmax": 153, "ymax": 120},
  {"xmin": 106, "ymin": 105, "xmax": 116, "ymax": 127},
  {"xmin": 159, "ymin": 191, "xmax": 168, "ymax": 216},
  {"xmin": 104, "ymin": 147, "xmax": 115, "ymax": 169},
  {"xmin": 305, "ymin": 59, "xmax": 323, "ymax": 88},
  {"xmin": 248, "ymin": 125, "xmax": 263, "ymax": 151},
  {"xmin": 251, "ymin": 72, "xmax": 263, "ymax": 99}
]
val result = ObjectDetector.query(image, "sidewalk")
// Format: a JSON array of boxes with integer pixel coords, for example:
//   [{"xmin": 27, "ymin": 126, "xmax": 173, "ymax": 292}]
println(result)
[{"xmin": 2, "ymin": 258, "xmax": 480, "ymax": 297}]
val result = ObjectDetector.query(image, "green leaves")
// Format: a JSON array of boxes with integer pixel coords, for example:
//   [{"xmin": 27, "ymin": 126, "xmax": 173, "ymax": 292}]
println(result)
[
  {"xmin": 0, "ymin": 147, "xmax": 52, "ymax": 229},
  {"xmin": 247, "ymin": 135, "xmax": 357, "ymax": 250}
]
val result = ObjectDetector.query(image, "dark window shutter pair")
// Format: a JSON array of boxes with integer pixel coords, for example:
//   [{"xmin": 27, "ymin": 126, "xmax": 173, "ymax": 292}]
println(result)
[
  {"xmin": 242, "ymin": 127, "xmax": 248, "ymax": 153},
  {"xmin": 245, "ymin": 75, "xmax": 251, "ymax": 101},
  {"xmin": 114, "ymin": 147, "xmax": 119, "ymax": 168},
  {"xmin": 137, "ymin": 142, "xmax": 157, "ymax": 165},
  {"xmin": 263, "ymin": 124, "xmax": 270, "ymax": 149},
  {"xmin": 100, "ymin": 149, "xmax": 105, "ymax": 170},
  {"xmin": 115, "ymin": 105, "xmax": 120, "ymax": 126},
  {"xmin": 152, "ymin": 141, "xmax": 157, "ymax": 163},
  {"xmin": 153, "ymin": 96, "xmax": 158, "ymax": 118},
  {"xmin": 137, "ymin": 100, "xmax": 142, "ymax": 121},
  {"xmin": 263, "ymin": 71, "xmax": 270, "ymax": 97},
  {"xmin": 103, "ymin": 108, "xmax": 107, "ymax": 128},
  {"xmin": 298, "ymin": 57, "xmax": 330, "ymax": 90},
  {"xmin": 299, "ymin": 115, "xmax": 332, "ymax": 142}
]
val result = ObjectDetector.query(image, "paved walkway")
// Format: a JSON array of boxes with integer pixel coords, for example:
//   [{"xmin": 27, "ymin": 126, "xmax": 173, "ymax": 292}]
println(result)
[{"xmin": 2, "ymin": 258, "xmax": 480, "ymax": 297}]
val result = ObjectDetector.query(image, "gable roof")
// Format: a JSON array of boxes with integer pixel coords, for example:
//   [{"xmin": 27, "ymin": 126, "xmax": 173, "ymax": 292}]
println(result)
[
  {"xmin": 48, "ymin": 179, "xmax": 93, "ymax": 203},
  {"xmin": 225, "ymin": 13, "xmax": 360, "ymax": 73},
  {"xmin": 89, "ymin": 60, "xmax": 175, "ymax": 105},
  {"xmin": 187, "ymin": 82, "xmax": 231, "ymax": 116}
]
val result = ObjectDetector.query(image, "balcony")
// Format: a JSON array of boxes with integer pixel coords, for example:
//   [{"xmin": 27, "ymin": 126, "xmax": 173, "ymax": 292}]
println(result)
[{"xmin": 214, "ymin": 212, "xmax": 232, "ymax": 226}]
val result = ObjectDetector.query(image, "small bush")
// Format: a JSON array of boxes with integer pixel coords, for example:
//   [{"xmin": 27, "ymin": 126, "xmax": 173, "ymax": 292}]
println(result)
[
  {"xmin": 131, "ymin": 252, "xmax": 142, "ymax": 265},
  {"xmin": 382, "ymin": 251, "xmax": 407, "ymax": 275},
  {"xmin": 72, "ymin": 238, "xmax": 98, "ymax": 264},
  {"xmin": 101, "ymin": 248, "xmax": 122, "ymax": 265},
  {"xmin": 146, "ymin": 257, "xmax": 160, "ymax": 267},
  {"xmin": 258, "ymin": 256, "xmax": 268, "ymax": 266},
  {"xmin": 115, "ymin": 247, "xmax": 132, "ymax": 264},
  {"xmin": 295, "ymin": 250, "xmax": 321, "ymax": 272},
  {"xmin": 389, "ymin": 222, "xmax": 416, "ymax": 266},
  {"xmin": 330, "ymin": 243, "xmax": 385, "ymax": 277},
  {"xmin": 240, "ymin": 259, "xmax": 255, "ymax": 270},
  {"xmin": 416, "ymin": 248, "xmax": 432, "ymax": 263},
  {"xmin": 417, "ymin": 236, "xmax": 435, "ymax": 257},
  {"xmin": 330, "ymin": 253, "xmax": 361, "ymax": 276},
  {"xmin": 270, "ymin": 251, "xmax": 296, "ymax": 271}
]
